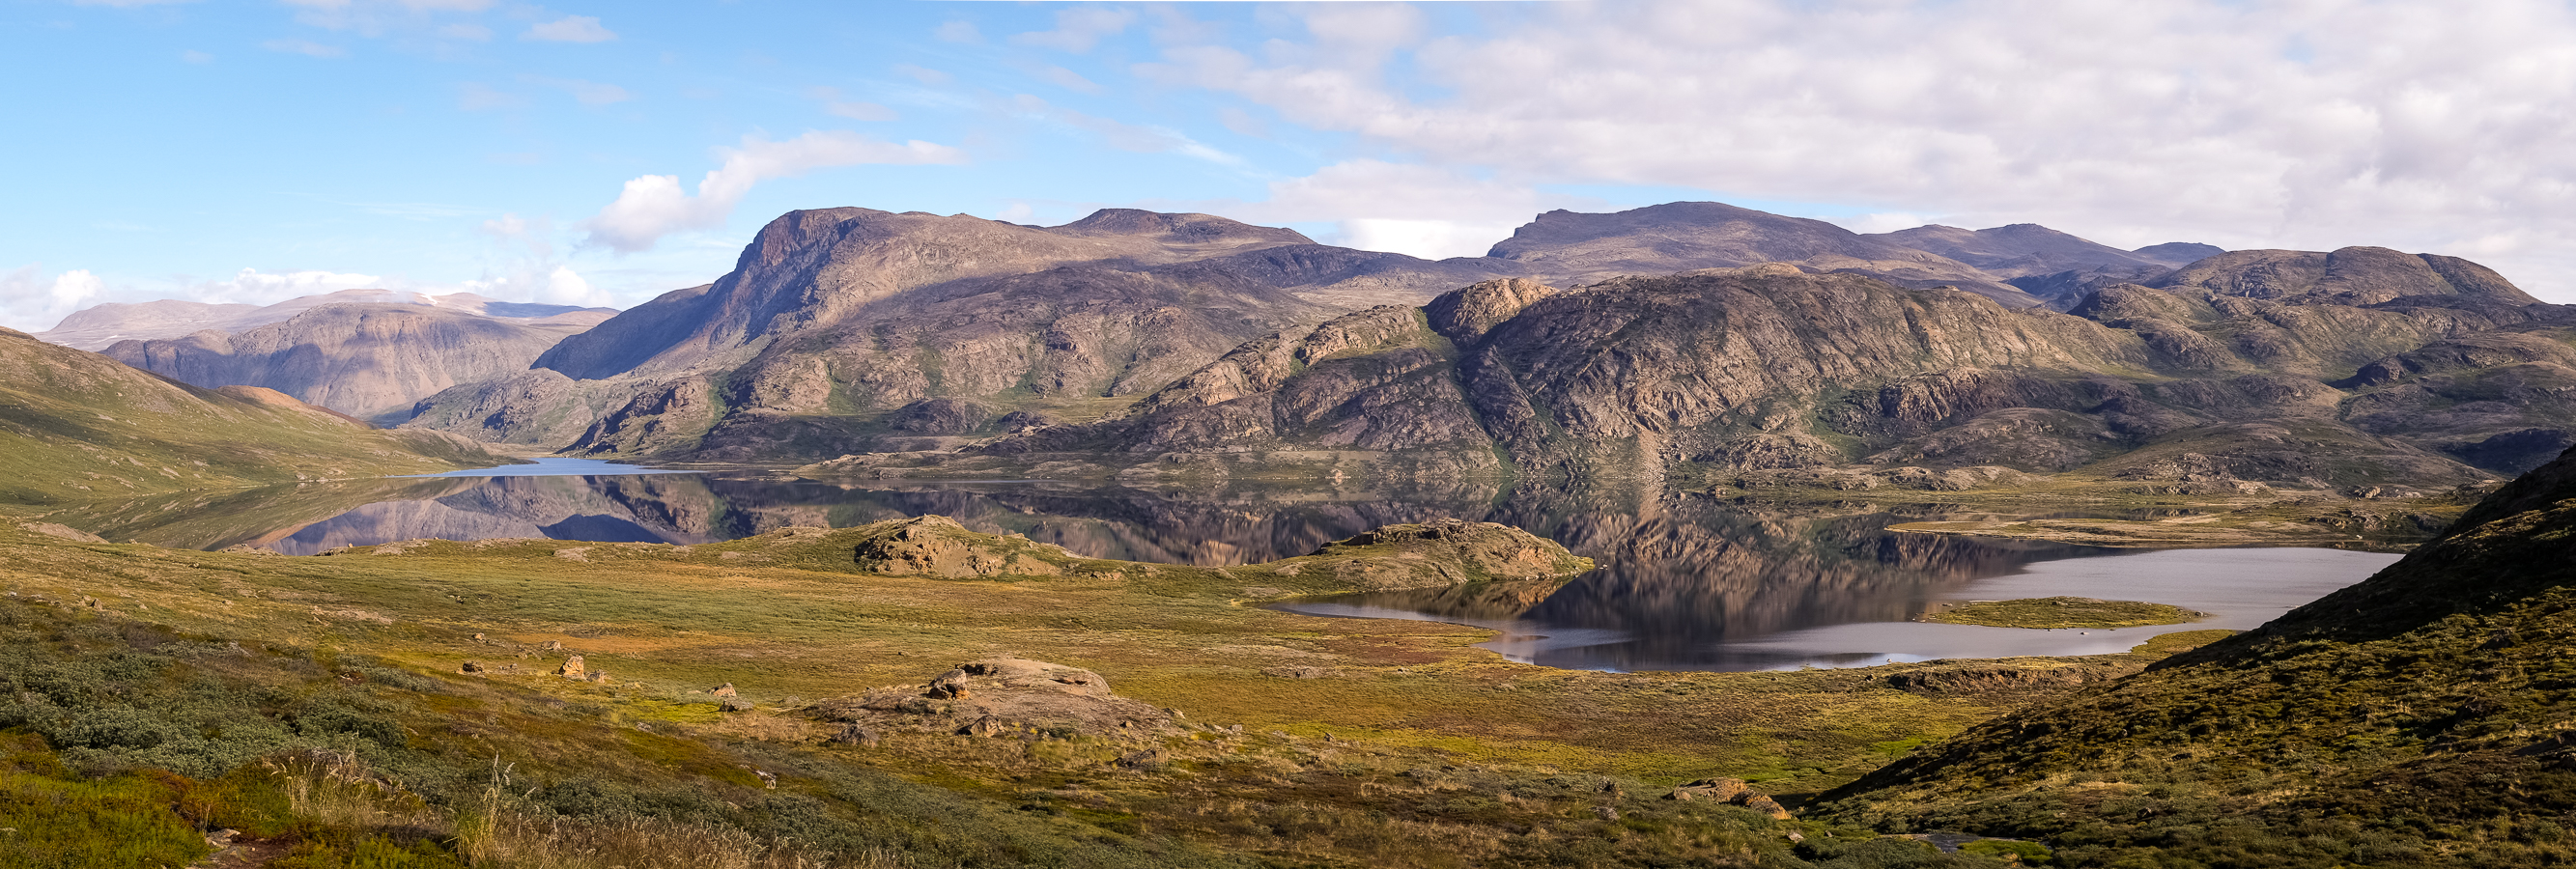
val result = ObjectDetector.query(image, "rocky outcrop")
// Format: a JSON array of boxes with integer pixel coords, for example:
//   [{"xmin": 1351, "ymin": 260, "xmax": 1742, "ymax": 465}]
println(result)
[
  {"xmin": 105, "ymin": 302, "xmax": 608, "ymax": 422},
  {"xmin": 967, "ymin": 262, "xmax": 2573, "ymax": 487},
  {"xmin": 815, "ymin": 658, "xmax": 1176, "ymax": 739}
]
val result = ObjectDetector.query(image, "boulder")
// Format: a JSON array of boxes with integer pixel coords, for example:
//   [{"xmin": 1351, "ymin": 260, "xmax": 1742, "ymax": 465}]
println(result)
[
  {"xmin": 556, "ymin": 656, "xmax": 585, "ymax": 679},
  {"xmin": 814, "ymin": 657, "xmax": 1175, "ymax": 739}
]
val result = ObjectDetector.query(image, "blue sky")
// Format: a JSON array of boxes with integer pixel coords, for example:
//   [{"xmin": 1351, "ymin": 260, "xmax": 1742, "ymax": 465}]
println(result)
[{"xmin": 7, "ymin": 0, "xmax": 2575, "ymax": 329}]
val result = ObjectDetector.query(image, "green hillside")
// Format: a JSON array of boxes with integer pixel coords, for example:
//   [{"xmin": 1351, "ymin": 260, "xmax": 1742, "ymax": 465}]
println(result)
[
  {"xmin": 0, "ymin": 326, "xmax": 507, "ymax": 504},
  {"xmin": 1819, "ymin": 445, "xmax": 2576, "ymax": 865}
]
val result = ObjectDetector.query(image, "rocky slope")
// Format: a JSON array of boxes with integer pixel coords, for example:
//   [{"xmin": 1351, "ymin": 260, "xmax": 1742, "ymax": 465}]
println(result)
[
  {"xmin": 0, "ymin": 326, "xmax": 508, "ymax": 503},
  {"xmin": 1812, "ymin": 443, "xmax": 2576, "ymax": 865},
  {"xmin": 405, "ymin": 208, "xmax": 1538, "ymax": 460},
  {"xmin": 953, "ymin": 256, "xmax": 2573, "ymax": 491},
  {"xmin": 39, "ymin": 288, "xmax": 606, "ymax": 350},
  {"xmin": 105, "ymin": 302, "xmax": 609, "ymax": 422}
]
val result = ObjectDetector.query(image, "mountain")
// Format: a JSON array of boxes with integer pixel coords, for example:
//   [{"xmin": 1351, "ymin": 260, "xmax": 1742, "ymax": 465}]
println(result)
[
  {"xmin": 972, "ymin": 258, "xmax": 2576, "ymax": 488},
  {"xmin": 0, "ymin": 326, "xmax": 507, "ymax": 504},
  {"xmin": 1865, "ymin": 223, "xmax": 2214, "ymax": 310},
  {"xmin": 2148, "ymin": 245, "xmax": 2543, "ymax": 307},
  {"xmin": 402, "ymin": 208, "xmax": 1529, "ymax": 460},
  {"xmin": 1812, "ymin": 442, "xmax": 2576, "ymax": 865},
  {"xmin": 1485, "ymin": 202, "xmax": 2045, "ymax": 307},
  {"xmin": 103, "ymin": 302, "xmax": 611, "ymax": 423},
  {"xmin": 37, "ymin": 288, "xmax": 608, "ymax": 351}
]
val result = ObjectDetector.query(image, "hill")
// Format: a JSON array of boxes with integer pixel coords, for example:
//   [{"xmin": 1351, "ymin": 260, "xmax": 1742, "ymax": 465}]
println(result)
[
  {"xmin": 0, "ymin": 326, "xmax": 509, "ymax": 503},
  {"xmin": 1813, "ymin": 442, "xmax": 2576, "ymax": 866},
  {"xmin": 104, "ymin": 303, "xmax": 609, "ymax": 423},
  {"xmin": 939, "ymin": 263, "xmax": 2574, "ymax": 491},
  {"xmin": 38, "ymin": 289, "xmax": 608, "ymax": 351}
]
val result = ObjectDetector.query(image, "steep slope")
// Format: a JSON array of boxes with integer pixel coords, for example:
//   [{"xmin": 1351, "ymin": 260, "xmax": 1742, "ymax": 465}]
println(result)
[
  {"xmin": 423, "ymin": 208, "xmax": 1518, "ymax": 460},
  {"xmin": 1485, "ymin": 202, "xmax": 2045, "ymax": 307},
  {"xmin": 38, "ymin": 288, "xmax": 607, "ymax": 350},
  {"xmin": 972, "ymin": 262, "xmax": 2575, "ymax": 489},
  {"xmin": 0, "ymin": 326, "xmax": 507, "ymax": 503},
  {"xmin": 1816, "ymin": 444, "xmax": 2576, "ymax": 866},
  {"xmin": 104, "ymin": 302, "xmax": 606, "ymax": 422}
]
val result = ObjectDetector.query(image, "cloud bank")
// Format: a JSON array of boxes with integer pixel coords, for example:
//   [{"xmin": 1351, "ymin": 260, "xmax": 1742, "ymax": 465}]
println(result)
[
  {"xmin": 579, "ymin": 131, "xmax": 969, "ymax": 253},
  {"xmin": 1148, "ymin": 0, "xmax": 2576, "ymax": 295}
]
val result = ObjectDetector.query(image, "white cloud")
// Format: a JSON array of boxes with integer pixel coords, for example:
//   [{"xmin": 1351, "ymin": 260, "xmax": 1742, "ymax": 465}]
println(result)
[
  {"xmin": 280, "ymin": 0, "xmax": 493, "ymax": 36},
  {"xmin": 1213, "ymin": 159, "xmax": 1549, "ymax": 260},
  {"xmin": 539, "ymin": 266, "xmax": 605, "ymax": 305},
  {"xmin": 524, "ymin": 14, "xmax": 615, "ymax": 43},
  {"xmin": 187, "ymin": 267, "xmax": 385, "ymax": 305},
  {"xmin": 935, "ymin": 20, "xmax": 982, "ymax": 44},
  {"xmin": 1144, "ymin": 0, "xmax": 2576, "ymax": 300},
  {"xmin": 579, "ymin": 130, "xmax": 970, "ymax": 253},
  {"xmin": 1012, "ymin": 7, "xmax": 1134, "ymax": 53},
  {"xmin": 261, "ymin": 39, "xmax": 348, "ymax": 59},
  {"xmin": 0, "ymin": 268, "xmax": 111, "ymax": 333},
  {"xmin": 437, "ymin": 22, "xmax": 490, "ymax": 41},
  {"xmin": 74, "ymin": 0, "xmax": 192, "ymax": 6},
  {"xmin": 179, "ymin": 50, "xmax": 213, "ymax": 64}
]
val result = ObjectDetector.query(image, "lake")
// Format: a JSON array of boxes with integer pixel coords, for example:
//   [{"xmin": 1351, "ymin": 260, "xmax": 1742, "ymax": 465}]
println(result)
[{"xmin": 44, "ymin": 460, "xmax": 2402, "ymax": 672}]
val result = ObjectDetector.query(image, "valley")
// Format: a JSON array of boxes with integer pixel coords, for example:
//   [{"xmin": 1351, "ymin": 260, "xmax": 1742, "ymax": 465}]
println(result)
[{"xmin": 8, "ymin": 199, "xmax": 2576, "ymax": 868}]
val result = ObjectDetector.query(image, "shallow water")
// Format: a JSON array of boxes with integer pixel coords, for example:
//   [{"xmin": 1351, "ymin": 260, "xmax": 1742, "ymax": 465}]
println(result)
[{"xmin": 49, "ymin": 463, "xmax": 2402, "ymax": 671}]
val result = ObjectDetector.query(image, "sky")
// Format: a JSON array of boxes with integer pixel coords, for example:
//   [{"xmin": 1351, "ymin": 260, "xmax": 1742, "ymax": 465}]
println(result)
[{"xmin": 6, "ymin": 0, "xmax": 2576, "ymax": 331}]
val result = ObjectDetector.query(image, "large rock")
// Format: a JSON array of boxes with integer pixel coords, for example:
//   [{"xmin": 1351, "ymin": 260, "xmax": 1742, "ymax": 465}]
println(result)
[{"xmin": 815, "ymin": 658, "xmax": 1175, "ymax": 739}]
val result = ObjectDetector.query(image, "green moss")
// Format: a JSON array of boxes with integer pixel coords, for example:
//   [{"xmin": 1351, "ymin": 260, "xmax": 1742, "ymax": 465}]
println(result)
[{"xmin": 1924, "ymin": 598, "xmax": 2201, "ymax": 630}]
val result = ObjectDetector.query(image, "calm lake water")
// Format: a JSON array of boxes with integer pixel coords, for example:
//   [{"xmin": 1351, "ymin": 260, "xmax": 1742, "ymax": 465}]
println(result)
[{"xmin": 47, "ymin": 460, "xmax": 2401, "ymax": 672}]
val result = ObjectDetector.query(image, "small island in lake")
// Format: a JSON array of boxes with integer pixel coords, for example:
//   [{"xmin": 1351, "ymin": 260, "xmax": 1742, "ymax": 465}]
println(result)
[{"xmin": 1925, "ymin": 597, "xmax": 2205, "ymax": 630}]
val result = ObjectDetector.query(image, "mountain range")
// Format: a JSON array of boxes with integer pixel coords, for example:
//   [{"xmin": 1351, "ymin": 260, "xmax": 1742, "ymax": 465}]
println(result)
[{"xmin": 39, "ymin": 200, "xmax": 2574, "ymax": 494}]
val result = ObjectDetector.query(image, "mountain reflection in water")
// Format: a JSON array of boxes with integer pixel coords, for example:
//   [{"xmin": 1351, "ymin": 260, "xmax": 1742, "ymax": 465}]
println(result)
[{"xmin": 51, "ymin": 466, "xmax": 2396, "ymax": 671}]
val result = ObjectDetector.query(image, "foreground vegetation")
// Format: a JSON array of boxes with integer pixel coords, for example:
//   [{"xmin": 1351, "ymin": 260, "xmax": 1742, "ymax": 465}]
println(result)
[
  {"xmin": 0, "ymin": 509, "xmax": 2243, "ymax": 868},
  {"xmin": 1818, "ymin": 447, "xmax": 2576, "ymax": 866}
]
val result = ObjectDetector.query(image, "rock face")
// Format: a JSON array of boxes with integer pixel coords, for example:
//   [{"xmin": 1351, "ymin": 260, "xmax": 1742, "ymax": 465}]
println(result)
[
  {"xmin": 987, "ymin": 262, "xmax": 2576, "ymax": 487},
  {"xmin": 1815, "ymin": 444, "xmax": 2576, "ymax": 866},
  {"xmin": 104, "ymin": 302, "xmax": 611, "ymax": 422},
  {"xmin": 0, "ymin": 326, "xmax": 506, "ymax": 503}
]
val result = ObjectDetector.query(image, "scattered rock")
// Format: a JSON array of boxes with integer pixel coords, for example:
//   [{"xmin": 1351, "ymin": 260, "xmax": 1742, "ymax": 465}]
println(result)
[
  {"xmin": 543, "ymin": 640, "xmax": 563, "ymax": 652},
  {"xmin": 1595, "ymin": 805, "xmax": 1622, "ymax": 821},
  {"xmin": 17, "ymin": 522, "xmax": 104, "ymax": 543},
  {"xmin": 828, "ymin": 723, "xmax": 883, "ymax": 747},
  {"xmin": 460, "ymin": 661, "xmax": 484, "ymax": 674},
  {"xmin": 1668, "ymin": 778, "xmax": 1751, "ymax": 802},
  {"xmin": 556, "ymin": 656, "xmax": 585, "ymax": 679},
  {"xmin": 721, "ymin": 697, "xmax": 754, "ymax": 713},
  {"xmin": 554, "ymin": 547, "xmax": 592, "ymax": 562},
  {"xmin": 1263, "ymin": 666, "xmax": 1330, "ymax": 679},
  {"xmin": 712, "ymin": 683, "xmax": 738, "ymax": 698}
]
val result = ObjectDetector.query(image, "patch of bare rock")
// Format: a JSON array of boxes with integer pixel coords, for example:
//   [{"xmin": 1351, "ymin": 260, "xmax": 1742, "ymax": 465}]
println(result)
[{"xmin": 812, "ymin": 658, "xmax": 1176, "ymax": 741}]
